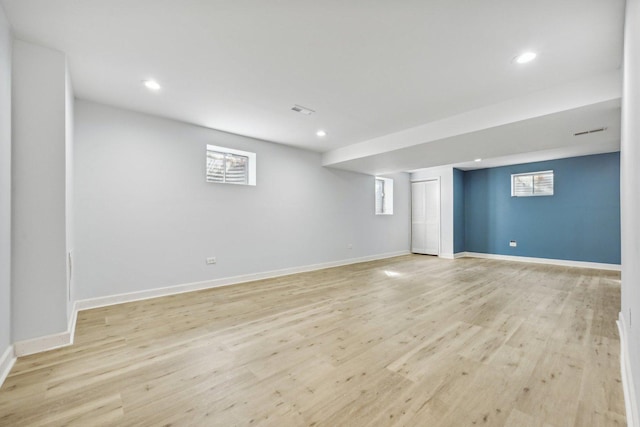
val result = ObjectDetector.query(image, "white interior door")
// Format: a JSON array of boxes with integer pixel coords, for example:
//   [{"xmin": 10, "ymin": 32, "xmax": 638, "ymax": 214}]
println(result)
[{"xmin": 411, "ymin": 180, "xmax": 440, "ymax": 255}]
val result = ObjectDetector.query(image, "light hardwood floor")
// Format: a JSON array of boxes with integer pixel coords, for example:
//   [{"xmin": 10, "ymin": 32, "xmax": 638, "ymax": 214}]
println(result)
[{"xmin": 0, "ymin": 255, "xmax": 626, "ymax": 426}]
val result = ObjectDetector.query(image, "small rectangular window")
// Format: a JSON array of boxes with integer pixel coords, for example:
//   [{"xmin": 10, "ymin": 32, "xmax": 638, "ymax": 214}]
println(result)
[
  {"xmin": 375, "ymin": 177, "xmax": 393, "ymax": 214},
  {"xmin": 511, "ymin": 170, "xmax": 553, "ymax": 197},
  {"xmin": 206, "ymin": 144, "xmax": 256, "ymax": 186}
]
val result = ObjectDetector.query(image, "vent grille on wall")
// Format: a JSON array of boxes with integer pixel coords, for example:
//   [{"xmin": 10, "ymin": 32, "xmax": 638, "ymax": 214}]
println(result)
[
  {"xmin": 291, "ymin": 105, "xmax": 315, "ymax": 115},
  {"xmin": 574, "ymin": 127, "xmax": 607, "ymax": 136}
]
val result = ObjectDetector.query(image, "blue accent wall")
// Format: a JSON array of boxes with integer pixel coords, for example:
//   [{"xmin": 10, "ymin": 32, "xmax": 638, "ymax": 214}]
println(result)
[
  {"xmin": 464, "ymin": 152, "xmax": 620, "ymax": 264},
  {"xmin": 453, "ymin": 168, "xmax": 465, "ymax": 253}
]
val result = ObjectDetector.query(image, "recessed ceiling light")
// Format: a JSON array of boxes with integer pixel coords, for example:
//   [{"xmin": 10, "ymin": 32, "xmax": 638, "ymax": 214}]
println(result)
[
  {"xmin": 474, "ymin": 158, "xmax": 482, "ymax": 162},
  {"xmin": 514, "ymin": 52, "xmax": 537, "ymax": 64},
  {"xmin": 143, "ymin": 79, "xmax": 161, "ymax": 91},
  {"xmin": 316, "ymin": 130, "xmax": 327, "ymax": 137}
]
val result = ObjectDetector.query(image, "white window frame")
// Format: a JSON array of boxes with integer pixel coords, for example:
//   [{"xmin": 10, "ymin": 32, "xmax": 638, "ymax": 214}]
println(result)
[
  {"xmin": 511, "ymin": 170, "xmax": 554, "ymax": 197},
  {"xmin": 375, "ymin": 177, "xmax": 394, "ymax": 215},
  {"xmin": 206, "ymin": 144, "xmax": 256, "ymax": 186}
]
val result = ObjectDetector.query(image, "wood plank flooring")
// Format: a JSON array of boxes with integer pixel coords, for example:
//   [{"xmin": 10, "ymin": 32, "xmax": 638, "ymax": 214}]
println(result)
[{"xmin": 0, "ymin": 255, "xmax": 626, "ymax": 426}]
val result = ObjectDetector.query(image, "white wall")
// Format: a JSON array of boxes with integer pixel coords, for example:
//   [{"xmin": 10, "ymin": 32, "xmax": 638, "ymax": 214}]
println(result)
[
  {"xmin": 74, "ymin": 100, "xmax": 410, "ymax": 300},
  {"xmin": 410, "ymin": 166, "xmax": 454, "ymax": 257},
  {"xmin": 621, "ymin": 0, "xmax": 640, "ymax": 419},
  {"xmin": 0, "ymin": 6, "xmax": 12, "ymax": 358},
  {"xmin": 11, "ymin": 40, "xmax": 71, "ymax": 341}
]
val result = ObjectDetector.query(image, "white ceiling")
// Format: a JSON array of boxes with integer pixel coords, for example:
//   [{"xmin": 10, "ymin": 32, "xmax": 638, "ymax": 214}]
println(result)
[
  {"xmin": 333, "ymin": 99, "xmax": 621, "ymax": 174},
  {"xmin": 1, "ymin": 0, "xmax": 625, "ymax": 172}
]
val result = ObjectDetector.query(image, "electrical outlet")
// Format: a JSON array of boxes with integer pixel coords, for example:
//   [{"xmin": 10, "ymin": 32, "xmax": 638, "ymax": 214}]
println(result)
[
  {"xmin": 206, "ymin": 257, "xmax": 217, "ymax": 265},
  {"xmin": 509, "ymin": 240, "xmax": 517, "ymax": 247},
  {"xmin": 347, "ymin": 243, "xmax": 353, "ymax": 249}
]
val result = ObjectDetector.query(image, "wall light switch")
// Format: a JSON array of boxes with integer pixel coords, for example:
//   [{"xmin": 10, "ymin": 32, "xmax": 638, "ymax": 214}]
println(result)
[
  {"xmin": 509, "ymin": 240, "xmax": 517, "ymax": 247},
  {"xmin": 206, "ymin": 257, "xmax": 217, "ymax": 265}
]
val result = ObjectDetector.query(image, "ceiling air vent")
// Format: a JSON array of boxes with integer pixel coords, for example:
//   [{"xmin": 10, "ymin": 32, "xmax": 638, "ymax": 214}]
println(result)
[
  {"xmin": 574, "ymin": 127, "xmax": 607, "ymax": 136},
  {"xmin": 291, "ymin": 104, "xmax": 315, "ymax": 115}
]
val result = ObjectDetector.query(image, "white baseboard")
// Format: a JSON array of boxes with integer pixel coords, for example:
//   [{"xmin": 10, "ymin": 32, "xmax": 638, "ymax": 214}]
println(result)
[
  {"xmin": 0, "ymin": 344, "xmax": 16, "ymax": 388},
  {"xmin": 14, "ymin": 329, "xmax": 72, "ymax": 357},
  {"xmin": 76, "ymin": 250, "xmax": 410, "ymax": 311},
  {"xmin": 14, "ymin": 250, "xmax": 411, "ymax": 357},
  {"xmin": 440, "ymin": 253, "xmax": 473, "ymax": 260},
  {"xmin": 460, "ymin": 252, "xmax": 621, "ymax": 271},
  {"xmin": 618, "ymin": 313, "xmax": 638, "ymax": 427},
  {"xmin": 14, "ymin": 300, "xmax": 80, "ymax": 357},
  {"xmin": 68, "ymin": 300, "xmax": 79, "ymax": 348}
]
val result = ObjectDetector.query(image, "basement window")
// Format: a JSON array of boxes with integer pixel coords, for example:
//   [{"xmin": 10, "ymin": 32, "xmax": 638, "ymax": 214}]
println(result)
[
  {"xmin": 206, "ymin": 144, "xmax": 256, "ymax": 186},
  {"xmin": 375, "ymin": 177, "xmax": 394, "ymax": 215},
  {"xmin": 511, "ymin": 170, "xmax": 554, "ymax": 197}
]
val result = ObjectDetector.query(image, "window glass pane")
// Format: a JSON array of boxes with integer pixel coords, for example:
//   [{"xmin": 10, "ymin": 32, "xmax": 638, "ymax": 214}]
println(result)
[
  {"xmin": 533, "ymin": 173, "xmax": 554, "ymax": 195},
  {"xmin": 375, "ymin": 179, "xmax": 385, "ymax": 214},
  {"xmin": 514, "ymin": 175, "xmax": 533, "ymax": 196},
  {"xmin": 375, "ymin": 177, "xmax": 393, "ymax": 214},
  {"xmin": 224, "ymin": 153, "xmax": 248, "ymax": 184},
  {"xmin": 206, "ymin": 150, "xmax": 225, "ymax": 183}
]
